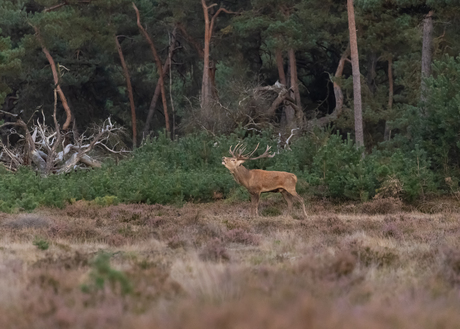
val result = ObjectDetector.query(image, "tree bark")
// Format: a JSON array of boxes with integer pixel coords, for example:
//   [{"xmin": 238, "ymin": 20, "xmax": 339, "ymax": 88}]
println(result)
[
  {"xmin": 177, "ymin": 23, "xmax": 204, "ymax": 58},
  {"xmin": 275, "ymin": 48, "xmax": 286, "ymax": 86},
  {"xmin": 142, "ymin": 64, "xmax": 166, "ymax": 137},
  {"xmin": 331, "ymin": 47, "xmax": 349, "ymax": 120},
  {"xmin": 312, "ymin": 48, "xmax": 350, "ymax": 128},
  {"xmin": 142, "ymin": 27, "xmax": 176, "ymax": 136},
  {"xmin": 282, "ymin": 54, "xmax": 295, "ymax": 127},
  {"xmin": 177, "ymin": 22, "xmax": 221, "ymax": 106},
  {"xmin": 201, "ymin": 0, "xmax": 213, "ymax": 110},
  {"xmin": 142, "ymin": 27, "xmax": 177, "ymax": 137},
  {"xmin": 32, "ymin": 25, "xmax": 72, "ymax": 131},
  {"xmin": 169, "ymin": 29, "xmax": 177, "ymax": 138},
  {"xmin": 366, "ymin": 52, "xmax": 377, "ymax": 94},
  {"xmin": 115, "ymin": 35, "xmax": 137, "ymax": 148},
  {"xmin": 289, "ymin": 48, "xmax": 301, "ymax": 110},
  {"xmin": 421, "ymin": 10, "xmax": 433, "ymax": 103},
  {"xmin": 200, "ymin": 0, "xmax": 235, "ymax": 110},
  {"xmin": 209, "ymin": 59, "xmax": 218, "ymax": 98},
  {"xmin": 79, "ymin": 154, "xmax": 102, "ymax": 168},
  {"xmin": 133, "ymin": 3, "xmax": 170, "ymax": 135},
  {"xmin": 347, "ymin": 0, "xmax": 364, "ymax": 148},
  {"xmin": 0, "ymin": 116, "xmax": 47, "ymax": 175}
]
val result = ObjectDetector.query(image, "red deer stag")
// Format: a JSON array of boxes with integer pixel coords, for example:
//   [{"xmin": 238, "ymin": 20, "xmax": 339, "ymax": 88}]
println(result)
[{"xmin": 222, "ymin": 143, "xmax": 307, "ymax": 218}]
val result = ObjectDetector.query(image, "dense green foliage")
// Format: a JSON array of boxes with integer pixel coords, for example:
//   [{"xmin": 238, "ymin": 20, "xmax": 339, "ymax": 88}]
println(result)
[
  {"xmin": 0, "ymin": 0, "xmax": 459, "ymax": 138},
  {"xmin": 0, "ymin": 127, "xmax": 447, "ymax": 212}
]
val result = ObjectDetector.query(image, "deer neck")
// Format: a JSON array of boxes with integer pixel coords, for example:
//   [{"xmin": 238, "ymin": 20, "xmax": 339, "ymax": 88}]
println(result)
[{"xmin": 230, "ymin": 165, "xmax": 252, "ymax": 188}]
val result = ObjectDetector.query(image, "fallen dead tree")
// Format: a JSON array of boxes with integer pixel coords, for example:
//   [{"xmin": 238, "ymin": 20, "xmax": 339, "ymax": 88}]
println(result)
[
  {"xmin": 254, "ymin": 84, "xmax": 303, "ymax": 123},
  {"xmin": 254, "ymin": 82, "xmax": 347, "ymax": 131},
  {"xmin": 0, "ymin": 109, "xmax": 128, "ymax": 176},
  {"xmin": 182, "ymin": 80, "xmax": 346, "ymax": 137}
]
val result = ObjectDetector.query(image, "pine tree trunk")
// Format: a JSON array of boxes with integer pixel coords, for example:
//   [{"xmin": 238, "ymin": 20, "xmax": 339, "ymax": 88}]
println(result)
[
  {"xmin": 209, "ymin": 59, "xmax": 218, "ymax": 98},
  {"xmin": 32, "ymin": 25, "xmax": 72, "ymax": 131},
  {"xmin": 366, "ymin": 52, "xmax": 377, "ymax": 94},
  {"xmin": 201, "ymin": 0, "xmax": 212, "ymax": 110},
  {"xmin": 275, "ymin": 48, "xmax": 287, "ymax": 86},
  {"xmin": 289, "ymin": 48, "xmax": 301, "ymax": 110},
  {"xmin": 347, "ymin": 0, "xmax": 364, "ymax": 148},
  {"xmin": 115, "ymin": 35, "xmax": 137, "ymax": 148},
  {"xmin": 200, "ymin": 1, "xmax": 235, "ymax": 111},
  {"xmin": 281, "ymin": 53, "xmax": 295, "ymax": 128},
  {"xmin": 142, "ymin": 29, "xmax": 176, "ymax": 138},
  {"xmin": 421, "ymin": 10, "xmax": 433, "ymax": 103},
  {"xmin": 133, "ymin": 3, "xmax": 170, "ymax": 136}
]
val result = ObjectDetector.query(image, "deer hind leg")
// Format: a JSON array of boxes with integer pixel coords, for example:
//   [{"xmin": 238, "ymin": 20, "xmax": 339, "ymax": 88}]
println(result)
[
  {"xmin": 286, "ymin": 189, "xmax": 308, "ymax": 219},
  {"xmin": 250, "ymin": 193, "xmax": 260, "ymax": 217},
  {"xmin": 281, "ymin": 190, "xmax": 293, "ymax": 212}
]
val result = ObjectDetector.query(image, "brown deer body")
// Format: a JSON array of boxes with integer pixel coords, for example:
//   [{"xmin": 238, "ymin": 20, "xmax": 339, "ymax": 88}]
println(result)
[{"xmin": 222, "ymin": 144, "xmax": 307, "ymax": 218}]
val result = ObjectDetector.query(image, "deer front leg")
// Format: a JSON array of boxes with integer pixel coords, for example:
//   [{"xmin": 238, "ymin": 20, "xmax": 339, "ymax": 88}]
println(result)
[{"xmin": 250, "ymin": 193, "xmax": 260, "ymax": 217}]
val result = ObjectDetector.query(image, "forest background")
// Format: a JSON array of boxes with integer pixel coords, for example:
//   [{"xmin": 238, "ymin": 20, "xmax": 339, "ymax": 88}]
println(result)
[{"xmin": 1, "ymin": 0, "xmax": 460, "ymax": 212}]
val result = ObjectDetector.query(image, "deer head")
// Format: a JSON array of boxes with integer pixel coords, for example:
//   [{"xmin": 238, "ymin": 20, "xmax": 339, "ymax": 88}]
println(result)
[{"xmin": 221, "ymin": 143, "xmax": 275, "ymax": 172}]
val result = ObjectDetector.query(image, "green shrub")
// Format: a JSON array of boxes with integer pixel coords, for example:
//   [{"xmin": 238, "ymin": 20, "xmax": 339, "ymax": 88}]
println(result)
[
  {"xmin": 81, "ymin": 252, "xmax": 132, "ymax": 295},
  {"xmin": 261, "ymin": 206, "xmax": 282, "ymax": 217},
  {"xmin": 372, "ymin": 146, "xmax": 439, "ymax": 201},
  {"xmin": 0, "ymin": 125, "xmax": 451, "ymax": 211},
  {"xmin": 307, "ymin": 133, "xmax": 377, "ymax": 201},
  {"xmin": 93, "ymin": 195, "xmax": 119, "ymax": 206},
  {"xmin": 33, "ymin": 237, "xmax": 49, "ymax": 250}
]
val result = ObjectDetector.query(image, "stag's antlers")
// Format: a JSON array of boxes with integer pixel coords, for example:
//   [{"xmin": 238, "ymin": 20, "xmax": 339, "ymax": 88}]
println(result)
[{"xmin": 228, "ymin": 143, "xmax": 275, "ymax": 161}]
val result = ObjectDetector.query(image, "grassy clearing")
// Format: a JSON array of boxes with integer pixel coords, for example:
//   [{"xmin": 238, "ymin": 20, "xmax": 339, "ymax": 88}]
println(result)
[{"xmin": 1, "ymin": 197, "xmax": 460, "ymax": 328}]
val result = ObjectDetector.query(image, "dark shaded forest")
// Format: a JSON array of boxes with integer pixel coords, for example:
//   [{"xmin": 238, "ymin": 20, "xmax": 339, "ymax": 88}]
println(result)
[{"xmin": 1, "ymin": 0, "xmax": 460, "ymax": 210}]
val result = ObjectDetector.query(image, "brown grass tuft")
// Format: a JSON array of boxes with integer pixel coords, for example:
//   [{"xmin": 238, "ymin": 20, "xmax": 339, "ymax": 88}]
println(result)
[
  {"xmin": 325, "ymin": 216, "xmax": 352, "ymax": 235},
  {"xmin": 440, "ymin": 247, "xmax": 460, "ymax": 285},
  {"xmin": 350, "ymin": 242, "xmax": 399, "ymax": 267},
  {"xmin": 223, "ymin": 218, "xmax": 251, "ymax": 231},
  {"xmin": 382, "ymin": 222, "xmax": 403, "ymax": 240},
  {"xmin": 3, "ymin": 214, "xmax": 50, "ymax": 229},
  {"xmin": 106, "ymin": 234, "xmax": 128, "ymax": 247},
  {"xmin": 167, "ymin": 235, "xmax": 188, "ymax": 249},
  {"xmin": 360, "ymin": 197, "xmax": 403, "ymax": 215},
  {"xmin": 199, "ymin": 238, "xmax": 230, "ymax": 262},
  {"xmin": 329, "ymin": 251, "xmax": 357, "ymax": 278},
  {"xmin": 224, "ymin": 229, "xmax": 260, "ymax": 245}
]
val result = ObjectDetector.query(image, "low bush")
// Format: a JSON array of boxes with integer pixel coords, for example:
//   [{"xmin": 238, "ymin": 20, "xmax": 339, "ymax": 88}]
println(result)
[
  {"xmin": 81, "ymin": 252, "xmax": 132, "ymax": 295},
  {"xmin": 199, "ymin": 238, "xmax": 230, "ymax": 262},
  {"xmin": 0, "ymin": 127, "xmax": 452, "ymax": 212},
  {"xmin": 33, "ymin": 237, "xmax": 49, "ymax": 250}
]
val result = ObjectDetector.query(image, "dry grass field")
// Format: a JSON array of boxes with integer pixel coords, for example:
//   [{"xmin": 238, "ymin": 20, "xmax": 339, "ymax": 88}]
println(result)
[{"xmin": 1, "ymin": 196, "xmax": 460, "ymax": 328}]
